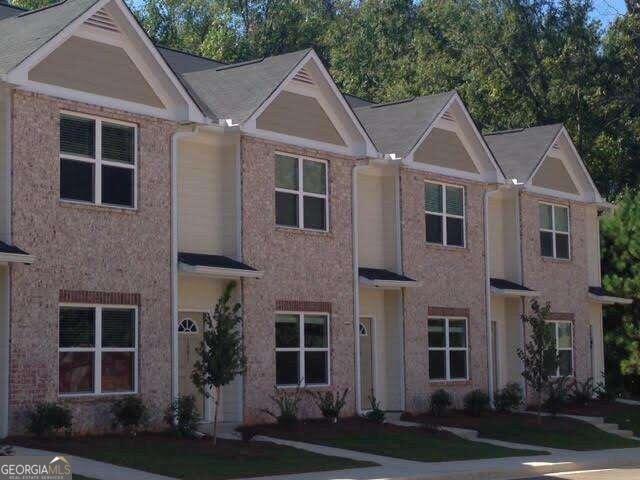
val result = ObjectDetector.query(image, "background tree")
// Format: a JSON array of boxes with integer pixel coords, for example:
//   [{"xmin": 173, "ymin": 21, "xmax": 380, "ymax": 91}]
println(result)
[
  {"xmin": 518, "ymin": 299, "xmax": 558, "ymax": 421},
  {"xmin": 192, "ymin": 282, "xmax": 246, "ymax": 445}
]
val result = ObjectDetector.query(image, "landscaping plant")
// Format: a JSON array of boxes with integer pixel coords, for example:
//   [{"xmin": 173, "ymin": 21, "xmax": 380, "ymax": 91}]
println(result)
[
  {"xmin": 111, "ymin": 396, "xmax": 148, "ymax": 434},
  {"xmin": 235, "ymin": 424, "xmax": 259, "ymax": 442},
  {"xmin": 463, "ymin": 389, "xmax": 490, "ymax": 416},
  {"xmin": 27, "ymin": 402, "xmax": 72, "ymax": 437},
  {"xmin": 263, "ymin": 384, "xmax": 304, "ymax": 426},
  {"xmin": 517, "ymin": 299, "xmax": 558, "ymax": 422},
  {"xmin": 364, "ymin": 396, "xmax": 385, "ymax": 423},
  {"xmin": 494, "ymin": 382, "xmax": 523, "ymax": 412},
  {"xmin": 430, "ymin": 389, "xmax": 452, "ymax": 417},
  {"xmin": 572, "ymin": 377, "xmax": 596, "ymax": 406},
  {"xmin": 192, "ymin": 281, "xmax": 246, "ymax": 445},
  {"xmin": 544, "ymin": 376, "xmax": 572, "ymax": 416},
  {"xmin": 165, "ymin": 395, "xmax": 199, "ymax": 437},
  {"xmin": 309, "ymin": 388, "xmax": 349, "ymax": 423}
]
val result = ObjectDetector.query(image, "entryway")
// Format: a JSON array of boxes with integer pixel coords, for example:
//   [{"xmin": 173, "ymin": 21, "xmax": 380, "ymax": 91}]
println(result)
[
  {"xmin": 178, "ymin": 311, "xmax": 206, "ymax": 418},
  {"xmin": 359, "ymin": 317, "xmax": 374, "ymax": 410}
]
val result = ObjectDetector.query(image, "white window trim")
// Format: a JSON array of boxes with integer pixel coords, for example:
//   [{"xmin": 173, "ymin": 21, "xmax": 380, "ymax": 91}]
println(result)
[
  {"xmin": 275, "ymin": 153, "xmax": 329, "ymax": 232},
  {"xmin": 275, "ymin": 311, "xmax": 331, "ymax": 388},
  {"xmin": 540, "ymin": 202, "xmax": 571, "ymax": 259},
  {"xmin": 58, "ymin": 303, "xmax": 139, "ymax": 397},
  {"xmin": 60, "ymin": 111, "xmax": 138, "ymax": 210},
  {"xmin": 427, "ymin": 316, "xmax": 469, "ymax": 381},
  {"xmin": 425, "ymin": 181, "xmax": 466, "ymax": 247},
  {"xmin": 547, "ymin": 320, "xmax": 574, "ymax": 377}
]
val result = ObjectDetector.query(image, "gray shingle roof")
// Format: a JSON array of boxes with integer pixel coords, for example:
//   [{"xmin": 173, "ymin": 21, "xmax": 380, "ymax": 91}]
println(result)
[
  {"xmin": 178, "ymin": 252, "xmax": 257, "ymax": 272},
  {"xmin": 353, "ymin": 91, "xmax": 455, "ymax": 155},
  {"xmin": 158, "ymin": 46, "xmax": 224, "ymax": 74},
  {"xmin": 0, "ymin": 2, "xmax": 25, "ymax": 20},
  {"xmin": 484, "ymin": 124, "xmax": 563, "ymax": 182},
  {"xmin": 166, "ymin": 48, "xmax": 310, "ymax": 123},
  {"xmin": 344, "ymin": 93, "xmax": 374, "ymax": 108}
]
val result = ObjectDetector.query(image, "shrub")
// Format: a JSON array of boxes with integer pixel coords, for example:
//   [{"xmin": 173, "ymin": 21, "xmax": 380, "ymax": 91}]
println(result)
[
  {"xmin": 494, "ymin": 382, "xmax": 523, "ymax": 412},
  {"xmin": 544, "ymin": 376, "xmax": 572, "ymax": 416},
  {"xmin": 235, "ymin": 425, "xmax": 259, "ymax": 442},
  {"xmin": 27, "ymin": 402, "xmax": 72, "ymax": 436},
  {"xmin": 263, "ymin": 385, "xmax": 303, "ymax": 426},
  {"xmin": 572, "ymin": 378, "xmax": 596, "ymax": 406},
  {"xmin": 364, "ymin": 396, "xmax": 385, "ymax": 423},
  {"xmin": 111, "ymin": 396, "xmax": 148, "ymax": 433},
  {"xmin": 463, "ymin": 390, "xmax": 490, "ymax": 416},
  {"xmin": 430, "ymin": 389, "xmax": 452, "ymax": 417},
  {"xmin": 596, "ymin": 382, "xmax": 619, "ymax": 403},
  {"xmin": 0, "ymin": 445, "xmax": 13, "ymax": 456},
  {"xmin": 309, "ymin": 388, "xmax": 349, "ymax": 423},
  {"xmin": 165, "ymin": 395, "xmax": 199, "ymax": 437}
]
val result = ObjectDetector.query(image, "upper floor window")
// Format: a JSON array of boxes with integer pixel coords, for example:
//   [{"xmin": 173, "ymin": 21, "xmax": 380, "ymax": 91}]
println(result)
[
  {"xmin": 425, "ymin": 182, "xmax": 465, "ymax": 247},
  {"xmin": 60, "ymin": 113, "xmax": 137, "ymax": 209},
  {"xmin": 275, "ymin": 312, "xmax": 329, "ymax": 386},
  {"xmin": 275, "ymin": 154, "xmax": 327, "ymax": 231},
  {"xmin": 428, "ymin": 317, "xmax": 468, "ymax": 381},
  {"xmin": 539, "ymin": 203, "xmax": 570, "ymax": 259},
  {"xmin": 546, "ymin": 320, "xmax": 573, "ymax": 377},
  {"xmin": 59, "ymin": 305, "xmax": 138, "ymax": 395}
]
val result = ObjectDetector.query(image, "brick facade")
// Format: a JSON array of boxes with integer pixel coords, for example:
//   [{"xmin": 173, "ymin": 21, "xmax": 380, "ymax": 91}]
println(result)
[{"xmin": 9, "ymin": 91, "xmax": 176, "ymax": 434}]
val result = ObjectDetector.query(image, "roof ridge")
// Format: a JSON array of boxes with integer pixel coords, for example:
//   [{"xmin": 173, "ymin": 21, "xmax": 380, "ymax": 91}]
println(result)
[
  {"xmin": 215, "ymin": 57, "xmax": 265, "ymax": 71},
  {"xmin": 157, "ymin": 44, "xmax": 227, "ymax": 65},
  {"xmin": 485, "ymin": 123, "xmax": 564, "ymax": 136},
  {"xmin": 370, "ymin": 97, "xmax": 415, "ymax": 109}
]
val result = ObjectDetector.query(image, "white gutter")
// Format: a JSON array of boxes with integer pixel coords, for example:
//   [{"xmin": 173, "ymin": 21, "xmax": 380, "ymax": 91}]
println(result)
[
  {"xmin": 178, "ymin": 263, "xmax": 263, "ymax": 279},
  {"xmin": 170, "ymin": 125, "xmax": 200, "ymax": 403},
  {"xmin": 490, "ymin": 287, "xmax": 540, "ymax": 298},
  {"xmin": 0, "ymin": 253, "xmax": 34, "ymax": 265},
  {"xmin": 359, "ymin": 278, "xmax": 420, "ymax": 289},
  {"xmin": 588, "ymin": 294, "xmax": 633, "ymax": 305}
]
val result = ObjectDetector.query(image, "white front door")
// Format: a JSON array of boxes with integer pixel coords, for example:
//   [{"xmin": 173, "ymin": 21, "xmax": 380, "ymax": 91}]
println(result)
[{"xmin": 359, "ymin": 317, "xmax": 374, "ymax": 411}]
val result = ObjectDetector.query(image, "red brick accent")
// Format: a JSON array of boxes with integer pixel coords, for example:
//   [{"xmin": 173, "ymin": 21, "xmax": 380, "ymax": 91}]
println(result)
[
  {"xmin": 275, "ymin": 300, "xmax": 332, "ymax": 313},
  {"xmin": 59, "ymin": 290, "xmax": 141, "ymax": 305},
  {"xmin": 548, "ymin": 312, "xmax": 574, "ymax": 321},
  {"xmin": 427, "ymin": 306, "xmax": 470, "ymax": 318}
]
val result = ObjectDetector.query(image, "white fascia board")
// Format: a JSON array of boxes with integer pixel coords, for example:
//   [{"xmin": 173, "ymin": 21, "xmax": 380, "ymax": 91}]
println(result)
[
  {"xmin": 359, "ymin": 277, "xmax": 421, "ymax": 289},
  {"xmin": 0, "ymin": 253, "xmax": 34, "ymax": 265},
  {"xmin": 402, "ymin": 158, "xmax": 487, "ymax": 182},
  {"xmin": 491, "ymin": 287, "xmax": 540, "ymax": 298},
  {"xmin": 179, "ymin": 262, "xmax": 263, "ymax": 279},
  {"xmin": 588, "ymin": 293, "xmax": 633, "ymax": 305}
]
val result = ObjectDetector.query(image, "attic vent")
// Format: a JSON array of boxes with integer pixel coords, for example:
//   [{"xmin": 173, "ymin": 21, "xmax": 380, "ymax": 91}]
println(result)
[
  {"xmin": 552, "ymin": 142, "xmax": 560, "ymax": 150},
  {"xmin": 441, "ymin": 110, "xmax": 455, "ymax": 121},
  {"xmin": 85, "ymin": 9, "xmax": 119, "ymax": 33},
  {"xmin": 293, "ymin": 67, "xmax": 314, "ymax": 85}
]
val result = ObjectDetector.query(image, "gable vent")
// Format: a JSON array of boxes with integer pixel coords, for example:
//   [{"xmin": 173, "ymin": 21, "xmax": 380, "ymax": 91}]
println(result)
[
  {"xmin": 440, "ymin": 110, "xmax": 455, "ymax": 122},
  {"xmin": 85, "ymin": 9, "xmax": 119, "ymax": 33},
  {"xmin": 293, "ymin": 67, "xmax": 314, "ymax": 85},
  {"xmin": 551, "ymin": 142, "xmax": 560, "ymax": 150}
]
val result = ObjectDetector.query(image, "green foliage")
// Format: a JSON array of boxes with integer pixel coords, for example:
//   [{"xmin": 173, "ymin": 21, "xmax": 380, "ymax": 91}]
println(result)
[
  {"xmin": 27, "ymin": 402, "xmax": 72, "ymax": 436},
  {"xmin": 111, "ymin": 396, "xmax": 148, "ymax": 433},
  {"xmin": 364, "ymin": 396, "xmax": 385, "ymax": 423},
  {"xmin": 308, "ymin": 388, "xmax": 349, "ymax": 422},
  {"xmin": 165, "ymin": 395, "xmax": 199, "ymax": 437},
  {"xmin": 572, "ymin": 377, "xmax": 596, "ymax": 406},
  {"xmin": 544, "ymin": 376, "xmax": 572, "ymax": 416},
  {"xmin": 518, "ymin": 299, "xmax": 557, "ymax": 416},
  {"xmin": 463, "ymin": 390, "xmax": 490, "ymax": 416},
  {"xmin": 192, "ymin": 281, "xmax": 246, "ymax": 443},
  {"xmin": 263, "ymin": 384, "xmax": 304, "ymax": 426},
  {"xmin": 430, "ymin": 389, "xmax": 452, "ymax": 417},
  {"xmin": 9, "ymin": 0, "xmax": 56, "ymax": 9},
  {"xmin": 494, "ymin": 382, "xmax": 524, "ymax": 412}
]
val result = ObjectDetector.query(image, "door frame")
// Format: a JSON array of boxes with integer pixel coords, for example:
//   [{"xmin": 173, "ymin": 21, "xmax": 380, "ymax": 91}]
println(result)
[
  {"xmin": 358, "ymin": 315, "xmax": 376, "ymax": 411},
  {"xmin": 178, "ymin": 309, "xmax": 213, "ymax": 422}
]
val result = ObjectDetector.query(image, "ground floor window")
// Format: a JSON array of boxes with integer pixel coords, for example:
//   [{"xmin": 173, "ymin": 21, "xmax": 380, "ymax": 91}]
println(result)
[
  {"xmin": 428, "ymin": 317, "xmax": 468, "ymax": 380},
  {"xmin": 59, "ymin": 305, "xmax": 138, "ymax": 395},
  {"xmin": 546, "ymin": 320, "xmax": 573, "ymax": 377},
  {"xmin": 275, "ymin": 312, "xmax": 329, "ymax": 386}
]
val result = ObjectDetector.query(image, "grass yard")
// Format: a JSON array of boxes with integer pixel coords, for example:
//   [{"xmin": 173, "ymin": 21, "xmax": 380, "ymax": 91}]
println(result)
[
  {"xmin": 252, "ymin": 417, "xmax": 542, "ymax": 462},
  {"xmin": 405, "ymin": 411, "xmax": 640, "ymax": 451},
  {"xmin": 558, "ymin": 401, "xmax": 640, "ymax": 437},
  {"xmin": 10, "ymin": 433, "xmax": 374, "ymax": 480}
]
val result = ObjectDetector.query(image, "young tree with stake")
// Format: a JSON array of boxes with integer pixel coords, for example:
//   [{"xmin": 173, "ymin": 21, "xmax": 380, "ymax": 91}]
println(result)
[{"xmin": 192, "ymin": 282, "xmax": 246, "ymax": 445}]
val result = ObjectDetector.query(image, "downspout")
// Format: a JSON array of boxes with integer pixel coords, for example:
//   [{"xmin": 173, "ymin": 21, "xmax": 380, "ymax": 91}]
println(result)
[
  {"xmin": 170, "ymin": 125, "xmax": 200, "ymax": 404},
  {"xmin": 352, "ymin": 163, "xmax": 366, "ymax": 415}
]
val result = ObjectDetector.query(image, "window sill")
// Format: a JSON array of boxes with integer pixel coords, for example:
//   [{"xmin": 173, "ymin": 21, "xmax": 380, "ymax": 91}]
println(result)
[
  {"xmin": 59, "ymin": 199, "xmax": 138, "ymax": 214},
  {"xmin": 541, "ymin": 256, "xmax": 572, "ymax": 264},
  {"xmin": 276, "ymin": 384, "xmax": 331, "ymax": 390},
  {"xmin": 428, "ymin": 379, "xmax": 472, "ymax": 386},
  {"xmin": 275, "ymin": 226, "xmax": 332, "ymax": 238},
  {"xmin": 424, "ymin": 242, "xmax": 468, "ymax": 252},
  {"xmin": 58, "ymin": 391, "xmax": 137, "ymax": 402}
]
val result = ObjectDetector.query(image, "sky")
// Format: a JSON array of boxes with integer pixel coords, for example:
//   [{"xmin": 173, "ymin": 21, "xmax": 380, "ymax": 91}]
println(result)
[{"xmin": 591, "ymin": 0, "xmax": 627, "ymax": 24}]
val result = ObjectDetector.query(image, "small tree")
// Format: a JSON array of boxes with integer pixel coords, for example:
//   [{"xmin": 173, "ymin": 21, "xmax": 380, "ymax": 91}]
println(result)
[
  {"xmin": 517, "ymin": 299, "xmax": 558, "ymax": 422},
  {"xmin": 192, "ymin": 282, "xmax": 246, "ymax": 445}
]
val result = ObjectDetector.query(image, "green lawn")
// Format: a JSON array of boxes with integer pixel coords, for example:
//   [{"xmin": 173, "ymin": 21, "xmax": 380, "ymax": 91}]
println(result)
[
  {"xmin": 253, "ymin": 418, "xmax": 542, "ymax": 462},
  {"xmin": 11, "ymin": 433, "xmax": 374, "ymax": 480},
  {"xmin": 410, "ymin": 411, "xmax": 640, "ymax": 451},
  {"xmin": 559, "ymin": 402, "xmax": 640, "ymax": 437}
]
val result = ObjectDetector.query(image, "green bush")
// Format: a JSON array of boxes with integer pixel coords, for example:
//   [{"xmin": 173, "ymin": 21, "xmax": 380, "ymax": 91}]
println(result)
[
  {"xmin": 572, "ymin": 378, "xmax": 595, "ymax": 406},
  {"xmin": 111, "ymin": 396, "xmax": 148, "ymax": 433},
  {"xmin": 27, "ymin": 402, "xmax": 72, "ymax": 436},
  {"xmin": 430, "ymin": 389, "xmax": 452, "ymax": 417},
  {"xmin": 544, "ymin": 377, "xmax": 572, "ymax": 416},
  {"xmin": 263, "ymin": 385, "xmax": 303, "ymax": 426},
  {"xmin": 364, "ymin": 396, "xmax": 385, "ymax": 423},
  {"xmin": 235, "ymin": 424, "xmax": 259, "ymax": 442},
  {"xmin": 494, "ymin": 382, "xmax": 523, "ymax": 412},
  {"xmin": 309, "ymin": 388, "xmax": 349, "ymax": 422},
  {"xmin": 463, "ymin": 389, "xmax": 490, "ymax": 416},
  {"xmin": 165, "ymin": 395, "xmax": 199, "ymax": 437}
]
